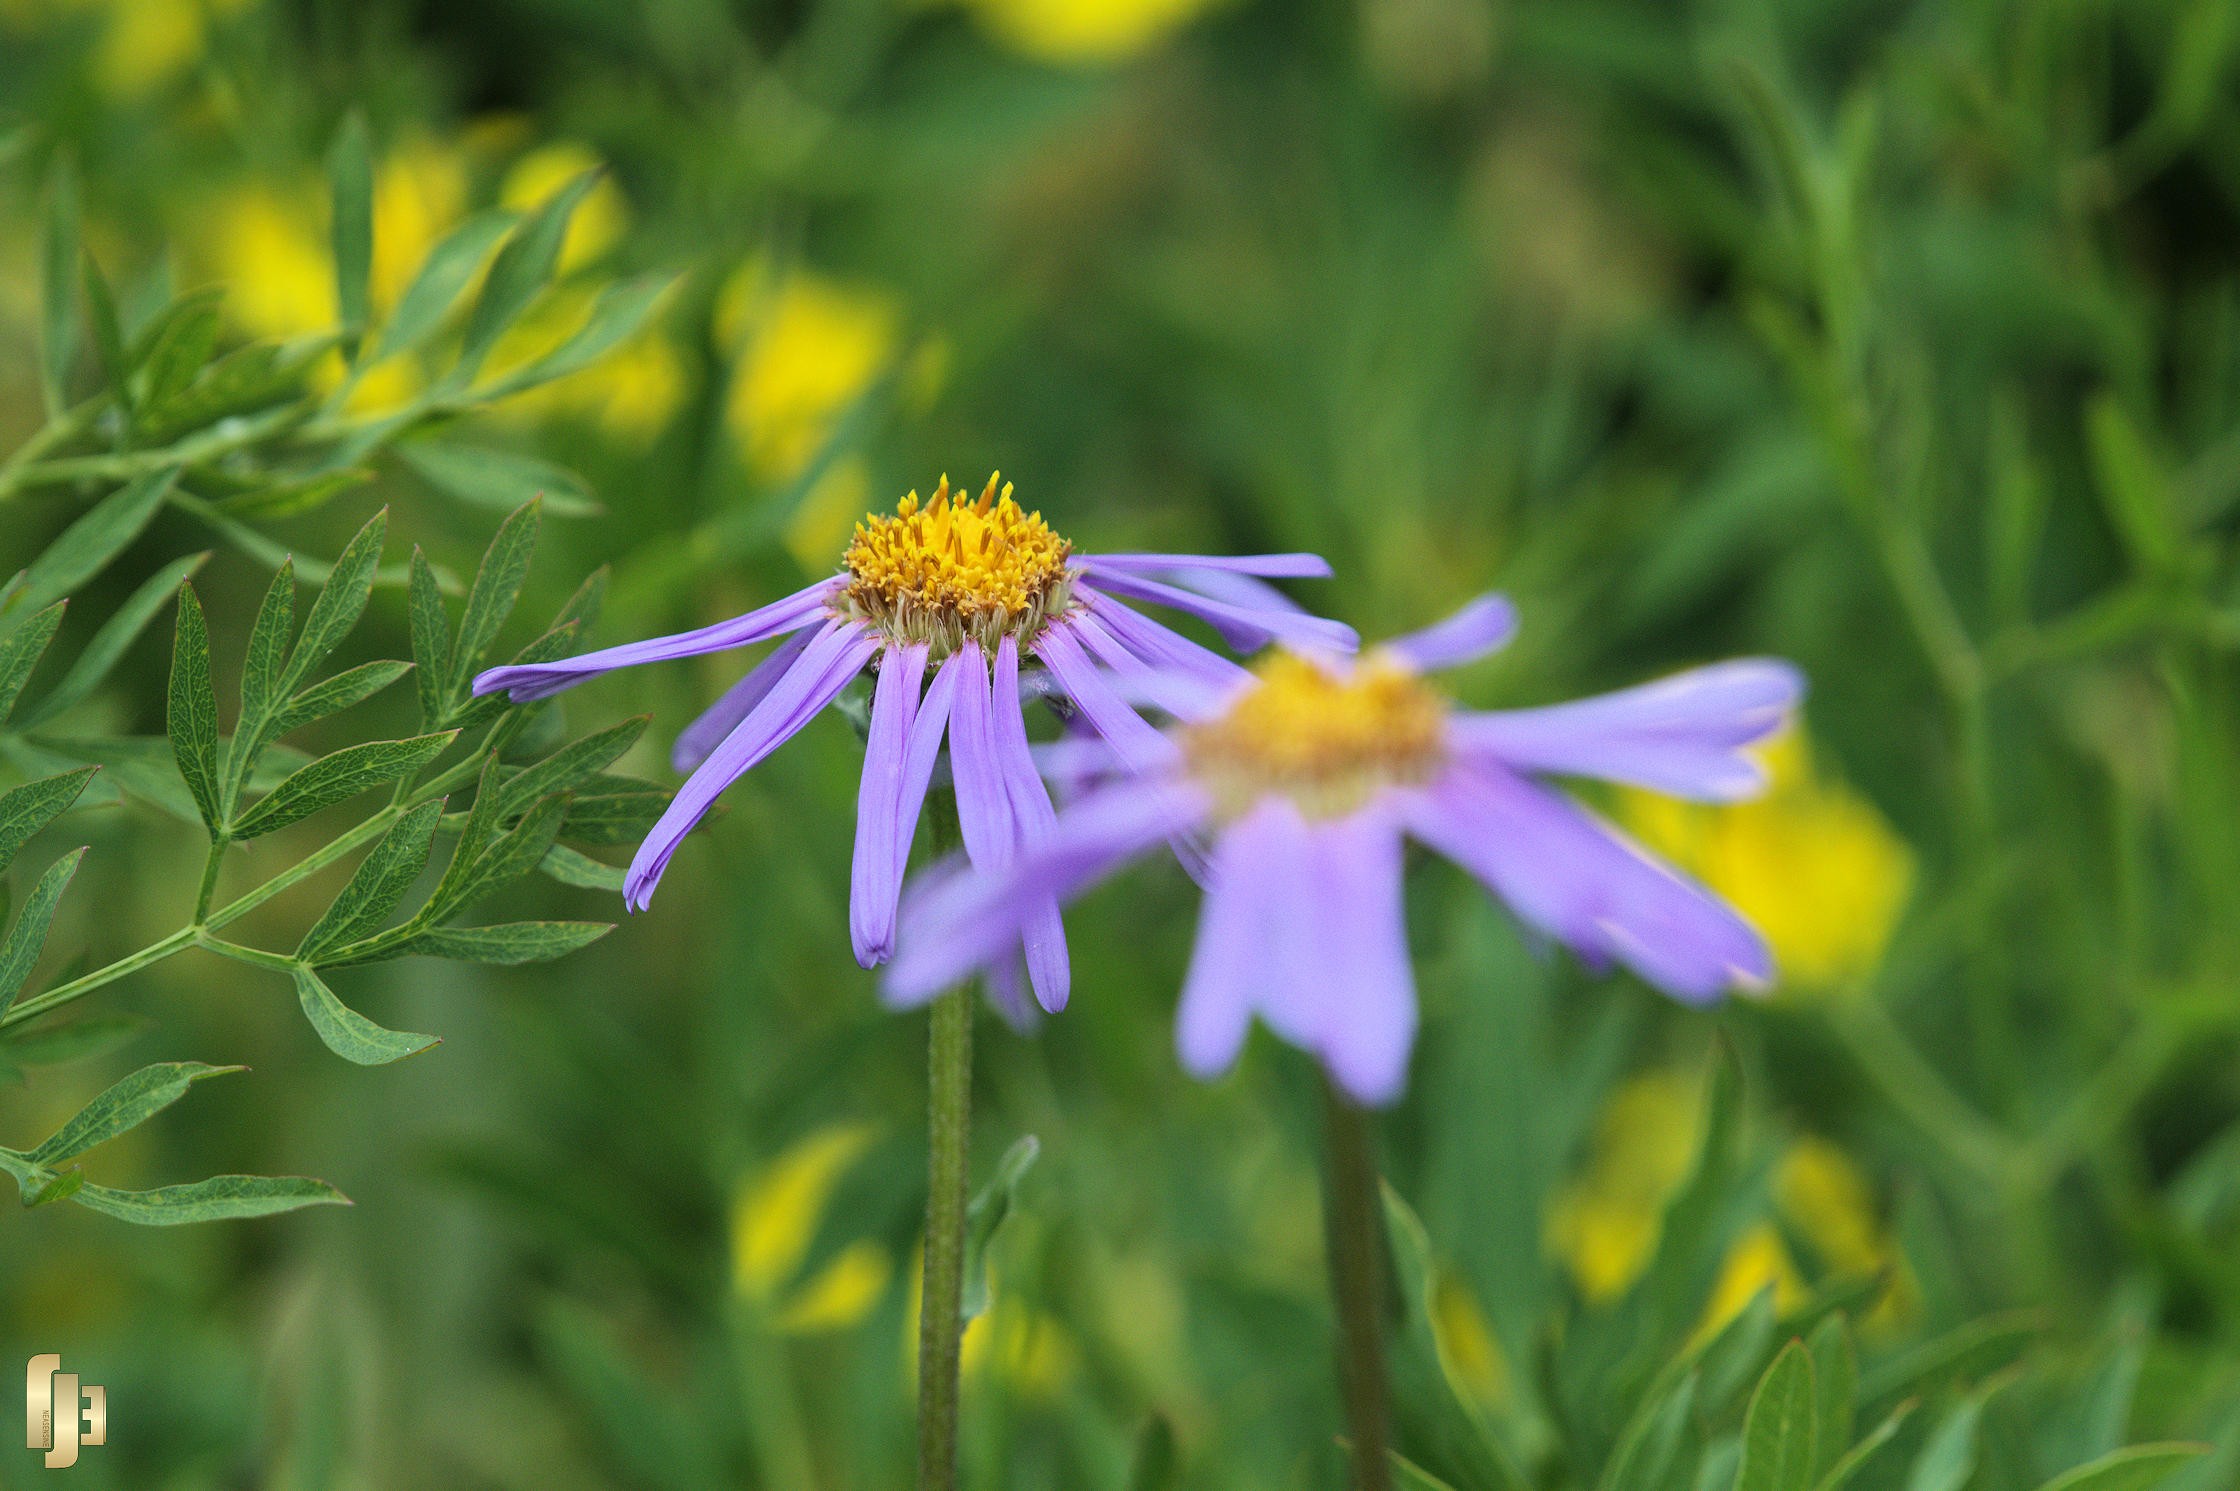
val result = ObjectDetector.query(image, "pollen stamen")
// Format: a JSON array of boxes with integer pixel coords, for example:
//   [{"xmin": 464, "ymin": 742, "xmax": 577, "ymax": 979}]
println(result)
[
  {"xmin": 840, "ymin": 472, "xmax": 1074, "ymax": 657},
  {"xmin": 1185, "ymin": 653, "xmax": 1448, "ymax": 818}
]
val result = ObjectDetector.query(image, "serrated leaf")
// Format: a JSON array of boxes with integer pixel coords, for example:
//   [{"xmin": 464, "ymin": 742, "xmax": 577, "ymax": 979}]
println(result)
[
  {"xmin": 2031, "ymin": 1448, "xmax": 2209, "ymax": 1491},
  {"xmin": 329, "ymin": 112, "xmax": 373, "ymax": 353},
  {"xmin": 40, "ymin": 157, "xmax": 79, "ymax": 415},
  {"xmin": 70, "ymin": 1172, "xmax": 349, "ymax": 1225},
  {"xmin": 2, "ymin": 1015, "xmax": 149, "ymax": 1066},
  {"xmin": 399, "ymin": 439, "xmax": 598, "ymax": 518},
  {"xmin": 269, "ymin": 659, "xmax": 412, "ymax": 737},
  {"xmin": 560, "ymin": 776, "xmax": 668, "ymax": 845},
  {"xmin": 376, "ymin": 208, "xmax": 516, "ymax": 361},
  {"xmin": 296, "ymin": 799, "xmax": 444, "ymax": 961},
  {"xmin": 448, "ymin": 498, "xmax": 541, "ymax": 697},
  {"xmin": 553, "ymin": 564, "xmax": 608, "ymax": 635},
  {"xmin": 539, "ymin": 843, "xmax": 624, "ymax": 891},
  {"xmin": 499, "ymin": 716, "xmax": 647, "ymax": 817},
  {"xmin": 408, "ymin": 546, "xmax": 450, "ymax": 726},
  {"xmin": 293, "ymin": 964, "xmax": 438, "ymax": 1065},
  {"xmin": 231, "ymin": 730, "xmax": 454, "ymax": 839},
  {"xmin": 0, "ymin": 603, "xmax": 66, "ymax": 724},
  {"xmin": 405, "ymin": 920, "xmax": 611, "ymax": 965},
  {"xmin": 0, "ymin": 847, "xmax": 84, "ymax": 1009},
  {"xmin": 12, "ymin": 465, "xmax": 182, "ymax": 616},
  {"xmin": 19, "ymin": 553, "xmax": 207, "ymax": 727},
  {"xmin": 29, "ymin": 1060, "xmax": 242, "ymax": 1167},
  {"xmin": 962, "ymin": 1135, "xmax": 1038, "ymax": 1322},
  {"xmin": 0, "ymin": 769, "xmax": 97, "ymax": 876},
  {"xmin": 167, "ymin": 584, "xmax": 222, "ymax": 830},
  {"xmin": 282, "ymin": 507, "xmax": 386, "ymax": 691},
  {"xmin": 1737, "ymin": 1342, "xmax": 1817, "ymax": 1491},
  {"xmin": 480, "ymin": 272, "xmax": 675, "ymax": 396},
  {"xmin": 437, "ymin": 790, "xmax": 568, "ymax": 914},
  {"xmin": 238, "ymin": 558, "xmax": 297, "ymax": 741},
  {"xmin": 457, "ymin": 170, "xmax": 600, "ymax": 377}
]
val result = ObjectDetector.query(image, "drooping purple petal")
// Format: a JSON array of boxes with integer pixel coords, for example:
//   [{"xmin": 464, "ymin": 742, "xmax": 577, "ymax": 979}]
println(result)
[
  {"xmin": 890, "ymin": 652, "xmax": 962, "ymax": 868},
  {"xmin": 1304, "ymin": 811, "xmax": 1415, "ymax": 1106},
  {"xmin": 673, "ymin": 626, "xmax": 816, "ymax": 772},
  {"xmin": 1079, "ymin": 568, "xmax": 1359, "ymax": 656},
  {"xmin": 1383, "ymin": 594, "xmax": 1518, "ymax": 674},
  {"xmin": 1449, "ymin": 658, "xmax": 1803, "ymax": 802},
  {"xmin": 992, "ymin": 637, "xmax": 1071, "ymax": 1013},
  {"xmin": 1063, "ymin": 607, "xmax": 1231, "ymax": 720},
  {"xmin": 623, "ymin": 618, "xmax": 879, "ymax": 911},
  {"xmin": 1174, "ymin": 801, "xmax": 1293, "ymax": 1080},
  {"xmin": 945, "ymin": 643, "xmax": 1065, "ymax": 1012},
  {"xmin": 849, "ymin": 644, "xmax": 928, "ymax": 968},
  {"xmin": 1076, "ymin": 552, "xmax": 1334, "ymax": 579},
  {"xmin": 1033, "ymin": 619, "xmax": 1180, "ymax": 777},
  {"xmin": 477, "ymin": 579, "xmax": 837, "ymax": 703},
  {"xmin": 1398, "ymin": 762, "xmax": 1771, "ymax": 1001},
  {"xmin": 1078, "ymin": 590, "xmax": 1252, "ymax": 699},
  {"xmin": 884, "ymin": 777, "xmax": 1208, "ymax": 1006}
]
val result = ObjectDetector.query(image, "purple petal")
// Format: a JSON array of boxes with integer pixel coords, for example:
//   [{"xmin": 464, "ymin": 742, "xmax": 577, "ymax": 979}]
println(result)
[
  {"xmin": 1450, "ymin": 658, "xmax": 1804, "ymax": 802},
  {"xmin": 623, "ymin": 619, "xmax": 878, "ymax": 911},
  {"xmin": 476, "ymin": 579, "xmax": 837, "ymax": 703},
  {"xmin": 1304, "ymin": 811, "xmax": 1415, "ymax": 1106},
  {"xmin": 1175, "ymin": 804, "xmax": 1290, "ymax": 1080},
  {"xmin": 1034, "ymin": 620, "xmax": 1180, "ymax": 777},
  {"xmin": 1383, "ymin": 594, "xmax": 1518, "ymax": 674},
  {"xmin": 1077, "ymin": 552, "xmax": 1334, "ymax": 579},
  {"xmin": 1063, "ymin": 607, "xmax": 1231, "ymax": 720},
  {"xmin": 849, "ymin": 645, "xmax": 928, "ymax": 968},
  {"xmin": 1078, "ymin": 590, "xmax": 1251, "ymax": 702},
  {"xmin": 891, "ymin": 652, "xmax": 962, "ymax": 867},
  {"xmin": 1399, "ymin": 763, "xmax": 1771, "ymax": 1001},
  {"xmin": 1078, "ymin": 568, "xmax": 1359, "ymax": 656},
  {"xmin": 673, "ymin": 626, "xmax": 816, "ymax": 772},
  {"xmin": 992, "ymin": 636, "xmax": 1071, "ymax": 1013}
]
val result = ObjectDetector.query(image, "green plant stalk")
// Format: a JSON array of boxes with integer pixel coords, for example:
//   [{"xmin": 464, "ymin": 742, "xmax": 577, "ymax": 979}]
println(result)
[
  {"xmin": 1321, "ymin": 1075, "xmax": 1393, "ymax": 1491},
  {"xmin": 917, "ymin": 791, "xmax": 972, "ymax": 1491}
]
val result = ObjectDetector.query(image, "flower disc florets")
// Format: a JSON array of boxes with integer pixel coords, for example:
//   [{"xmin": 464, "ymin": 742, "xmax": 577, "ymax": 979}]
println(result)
[
  {"xmin": 840, "ymin": 474, "xmax": 1074, "ymax": 658},
  {"xmin": 1185, "ymin": 651, "xmax": 1448, "ymax": 818}
]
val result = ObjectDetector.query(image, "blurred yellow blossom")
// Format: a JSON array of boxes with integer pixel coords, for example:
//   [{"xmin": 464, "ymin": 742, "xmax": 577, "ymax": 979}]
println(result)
[
  {"xmin": 371, "ymin": 136, "xmax": 469, "ymax": 311},
  {"xmin": 501, "ymin": 140, "xmax": 628, "ymax": 272},
  {"xmin": 905, "ymin": 1252, "xmax": 1079, "ymax": 1401},
  {"xmin": 86, "ymin": 0, "xmax": 256, "ymax": 99},
  {"xmin": 486, "ymin": 283, "xmax": 687, "ymax": 443},
  {"xmin": 1622, "ymin": 730, "xmax": 1912, "ymax": 993},
  {"xmin": 959, "ymin": 0, "xmax": 1223, "ymax": 64},
  {"xmin": 1697, "ymin": 1224, "xmax": 1806, "ymax": 1335},
  {"xmin": 1431, "ymin": 1276, "xmax": 1509, "ymax": 1411},
  {"xmin": 203, "ymin": 181, "xmax": 331, "ymax": 340},
  {"xmin": 730, "ymin": 1125, "xmax": 892, "ymax": 1335}
]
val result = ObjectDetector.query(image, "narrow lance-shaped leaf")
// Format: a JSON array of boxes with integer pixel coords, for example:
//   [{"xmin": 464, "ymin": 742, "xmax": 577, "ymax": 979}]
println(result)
[
  {"xmin": 408, "ymin": 546, "xmax": 450, "ymax": 726},
  {"xmin": 2029, "ymin": 1446, "xmax": 2210, "ymax": 1491},
  {"xmin": 2, "ymin": 1015, "xmax": 149, "ymax": 1067},
  {"xmin": 539, "ymin": 844, "xmax": 624, "ymax": 892},
  {"xmin": 962, "ymin": 1136, "xmax": 1039, "ymax": 1321},
  {"xmin": 0, "ymin": 603, "xmax": 66, "ymax": 724},
  {"xmin": 375, "ymin": 208, "xmax": 516, "ymax": 362},
  {"xmin": 81, "ymin": 251, "xmax": 127, "ymax": 410},
  {"xmin": 132, "ymin": 291, "xmax": 222, "ymax": 414},
  {"xmin": 0, "ymin": 847, "xmax": 86, "ymax": 1011},
  {"xmin": 1735, "ymin": 1342, "xmax": 1818, "ymax": 1491},
  {"xmin": 480, "ymin": 272, "xmax": 676, "ymax": 395},
  {"xmin": 13, "ymin": 465, "xmax": 182, "ymax": 616},
  {"xmin": 39, "ymin": 156, "xmax": 79, "ymax": 416},
  {"xmin": 399, "ymin": 440, "xmax": 598, "ymax": 518},
  {"xmin": 448, "ymin": 498, "xmax": 541, "ymax": 698},
  {"xmin": 29, "ymin": 1061, "xmax": 243, "ymax": 1167},
  {"xmin": 497, "ymin": 716, "xmax": 647, "ymax": 817},
  {"xmin": 19, "ymin": 552, "xmax": 207, "ymax": 727},
  {"xmin": 1806, "ymin": 1315, "xmax": 1856, "ymax": 1482},
  {"xmin": 167, "ymin": 584, "xmax": 222, "ymax": 831},
  {"xmin": 270, "ymin": 659, "xmax": 412, "ymax": 737},
  {"xmin": 292, "ymin": 965, "xmax": 438, "ymax": 1065},
  {"xmin": 227, "ymin": 558, "xmax": 298, "ymax": 808},
  {"xmin": 328, "ymin": 112, "xmax": 373, "ymax": 355},
  {"xmin": 0, "ymin": 769, "xmax": 98, "ymax": 875},
  {"xmin": 296, "ymin": 799, "xmax": 444, "ymax": 961},
  {"xmin": 1907, "ymin": 1398, "xmax": 1983, "ymax": 1491},
  {"xmin": 70, "ymin": 1173, "xmax": 349, "ymax": 1225},
  {"xmin": 405, "ymin": 921, "xmax": 612, "ymax": 965},
  {"xmin": 1817, "ymin": 1401, "xmax": 1916, "ymax": 1491},
  {"xmin": 457, "ymin": 171, "xmax": 600, "ymax": 376},
  {"xmin": 231, "ymin": 731, "xmax": 455, "ymax": 840},
  {"xmin": 282, "ymin": 507, "xmax": 387, "ymax": 691}
]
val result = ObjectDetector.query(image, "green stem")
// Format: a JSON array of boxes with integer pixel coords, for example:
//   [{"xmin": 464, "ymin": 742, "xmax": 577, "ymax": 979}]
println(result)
[
  {"xmin": 194, "ymin": 934, "xmax": 299, "ymax": 972},
  {"xmin": 0, "ymin": 927, "xmax": 198, "ymax": 1031},
  {"xmin": 917, "ymin": 795, "xmax": 972, "ymax": 1491},
  {"xmin": 0, "ymin": 395, "xmax": 107, "ymax": 502},
  {"xmin": 192, "ymin": 836, "xmax": 228, "ymax": 923},
  {"xmin": 1321, "ymin": 1075, "xmax": 1393, "ymax": 1491}
]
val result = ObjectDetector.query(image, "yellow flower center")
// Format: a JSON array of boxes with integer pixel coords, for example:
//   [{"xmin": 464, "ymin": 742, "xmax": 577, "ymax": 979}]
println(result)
[
  {"xmin": 1185, "ymin": 652, "xmax": 1448, "ymax": 817},
  {"xmin": 840, "ymin": 474, "xmax": 1074, "ymax": 655}
]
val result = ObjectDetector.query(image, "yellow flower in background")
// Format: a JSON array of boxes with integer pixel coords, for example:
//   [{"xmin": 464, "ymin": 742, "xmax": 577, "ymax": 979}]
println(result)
[
  {"xmin": 1697, "ymin": 1224, "xmax": 1805, "ymax": 1335},
  {"xmin": 1431, "ymin": 1276, "xmax": 1510, "ymax": 1411},
  {"xmin": 485, "ymin": 282, "xmax": 688, "ymax": 443},
  {"xmin": 204, "ymin": 181, "xmax": 331, "ymax": 340},
  {"xmin": 903, "ymin": 1251, "xmax": 1080, "ymax": 1402},
  {"xmin": 730, "ymin": 1125, "xmax": 893, "ymax": 1335},
  {"xmin": 501, "ymin": 140, "xmax": 629, "ymax": 272},
  {"xmin": 959, "ymin": 0, "xmax": 1223, "ymax": 64},
  {"xmin": 371, "ymin": 136, "xmax": 469, "ymax": 311},
  {"xmin": 1622, "ymin": 730, "xmax": 1912, "ymax": 993},
  {"xmin": 87, "ymin": 0, "xmax": 256, "ymax": 99}
]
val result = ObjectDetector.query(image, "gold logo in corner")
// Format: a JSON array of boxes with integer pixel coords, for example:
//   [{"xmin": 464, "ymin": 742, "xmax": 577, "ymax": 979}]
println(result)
[{"xmin": 24, "ymin": 1356, "xmax": 105, "ymax": 1469}]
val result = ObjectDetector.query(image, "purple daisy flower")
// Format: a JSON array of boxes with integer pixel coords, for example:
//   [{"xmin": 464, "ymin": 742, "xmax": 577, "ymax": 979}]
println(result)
[
  {"xmin": 882, "ymin": 594, "xmax": 1802, "ymax": 1104},
  {"xmin": 472, "ymin": 474, "xmax": 1352, "ymax": 1021}
]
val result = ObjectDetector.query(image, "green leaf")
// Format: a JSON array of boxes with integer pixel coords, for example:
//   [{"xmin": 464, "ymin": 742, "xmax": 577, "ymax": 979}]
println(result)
[
  {"xmin": 398, "ymin": 439, "xmax": 599, "ymax": 518},
  {"xmin": 1599, "ymin": 1373, "xmax": 1697, "ymax": 1491},
  {"xmin": 329, "ymin": 112, "xmax": 373, "ymax": 354},
  {"xmin": 1737, "ymin": 1342, "xmax": 1818, "ymax": 1491},
  {"xmin": 1127, "ymin": 1417, "xmax": 1180, "ymax": 1491},
  {"xmin": 0, "ymin": 603, "xmax": 67, "ymax": 724},
  {"xmin": 2, "ymin": 1015, "xmax": 149, "ymax": 1066},
  {"xmin": 131, "ymin": 289, "xmax": 223, "ymax": 414},
  {"xmin": 2032, "ymin": 1447, "xmax": 2211, "ymax": 1491},
  {"xmin": 2086, "ymin": 396, "xmax": 2180, "ymax": 574},
  {"xmin": 962, "ymin": 1135, "xmax": 1038, "ymax": 1322},
  {"xmin": 18, "ymin": 552, "xmax": 208, "ymax": 726},
  {"xmin": 29, "ymin": 1060, "xmax": 243, "ymax": 1166},
  {"xmin": 458, "ymin": 170, "xmax": 600, "ymax": 377},
  {"xmin": 297, "ymin": 798, "xmax": 444, "ymax": 961},
  {"xmin": 70, "ymin": 1173, "xmax": 349, "ymax": 1225},
  {"xmin": 282, "ymin": 507, "xmax": 387, "ymax": 692},
  {"xmin": 480, "ymin": 272, "xmax": 676, "ymax": 396},
  {"xmin": 167, "ymin": 583, "xmax": 223, "ymax": 831},
  {"xmin": 238, "ymin": 558, "xmax": 297, "ymax": 741},
  {"xmin": 292, "ymin": 965, "xmax": 438, "ymax": 1065},
  {"xmin": 82, "ymin": 252, "xmax": 127, "ymax": 410},
  {"xmin": 269, "ymin": 659, "xmax": 412, "ymax": 737},
  {"xmin": 1816, "ymin": 1402, "xmax": 1916, "ymax": 1491},
  {"xmin": 448, "ymin": 498, "xmax": 541, "ymax": 697},
  {"xmin": 1858, "ymin": 1311, "xmax": 2039, "ymax": 1406},
  {"xmin": 405, "ymin": 921, "xmax": 612, "ymax": 965},
  {"xmin": 539, "ymin": 843, "xmax": 624, "ymax": 891},
  {"xmin": 1806, "ymin": 1315, "xmax": 1856, "ymax": 1481},
  {"xmin": 139, "ymin": 333, "xmax": 330, "ymax": 441},
  {"xmin": 213, "ymin": 468, "xmax": 374, "ymax": 522},
  {"xmin": 376, "ymin": 208, "xmax": 516, "ymax": 361},
  {"xmin": 433, "ymin": 790, "xmax": 568, "ymax": 916},
  {"xmin": 0, "ymin": 769, "xmax": 98, "ymax": 875},
  {"xmin": 560, "ymin": 775, "xmax": 668, "ymax": 845},
  {"xmin": 40, "ymin": 156, "xmax": 80, "ymax": 416},
  {"xmin": 12, "ymin": 465, "xmax": 182, "ymax": 615},
  {"xmin": 0, "ymin": 847, "xmax": 85, "ymax": 1009},
  {"xmin": 1394, "ymin": 1455, "xmax": 1464, "ymax": 1491},
  {"xmin": 408, "ymin": 546, "xmax": 450, "ymax": 726},
  {"xmin": 231, "ymin": 731, "xmax": 455, "ymax": 839},
  {"xmin": 25, "ymin": 1168, "xmax": 83, "ymax": 1208},
  {"xmin": 499, "ymin": 717, "xmax": 647, "ymax": 817},
  {"xmin": 1906, "ymin": 1399, "xmax": 1982, "ymax": 1491}
]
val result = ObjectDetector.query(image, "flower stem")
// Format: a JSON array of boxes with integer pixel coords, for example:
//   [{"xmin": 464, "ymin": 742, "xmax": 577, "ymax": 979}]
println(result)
[
  {"xmin": 917, "ymin": 792, "xmax": 972, "ymax": 1491},
  {"xmin": 1321, "ymin": 1075, "xmax": 1393, "ymax": 1491}
]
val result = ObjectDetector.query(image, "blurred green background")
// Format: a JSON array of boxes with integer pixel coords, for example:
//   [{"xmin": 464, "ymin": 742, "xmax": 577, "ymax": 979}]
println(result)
[{"xmin": 4, "ymin": 0, "xmax": 2240, "ymax": 1485}]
